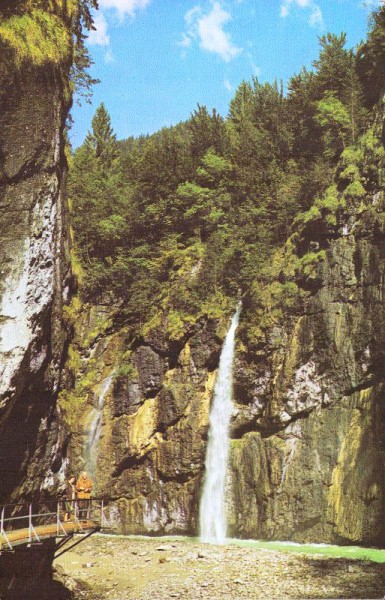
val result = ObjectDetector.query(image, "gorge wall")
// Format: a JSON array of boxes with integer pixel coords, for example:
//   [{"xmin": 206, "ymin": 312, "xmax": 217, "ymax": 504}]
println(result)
[
  {"xmin": 229, "ymin": 231, "xmax": 385, "ymax": 544},
  {"xmin": 65, "ymin": 184, "xmax": 385, "ymax": 545},
  {"xmin": 0, "ymin": 8, "xmax": 73, "ymax": 502}
]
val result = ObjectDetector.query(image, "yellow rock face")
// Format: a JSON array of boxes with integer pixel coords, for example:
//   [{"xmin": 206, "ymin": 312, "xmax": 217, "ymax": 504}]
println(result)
[
  {"xmin": 327, "ymin": 387, "xmax": 382, "ymax": 543},
  {"xmin": 126, "ymin": 398, "xmax": 158, "ymax": 457}
]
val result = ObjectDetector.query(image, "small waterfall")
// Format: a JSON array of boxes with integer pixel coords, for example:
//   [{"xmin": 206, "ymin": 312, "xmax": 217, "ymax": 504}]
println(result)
[
  {"xmin": 199, "ymin": 303, "xmax": 241, "ymax": 544},
  {"xmin": 84, "ymin": 374, "xmax": 113, "ymax": 478}
]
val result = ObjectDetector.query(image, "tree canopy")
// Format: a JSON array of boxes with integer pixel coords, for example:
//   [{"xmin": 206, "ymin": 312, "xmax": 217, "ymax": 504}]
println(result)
[{"xmin": 68, "ymin": 8, "xmax": 385, "ymax": 342}]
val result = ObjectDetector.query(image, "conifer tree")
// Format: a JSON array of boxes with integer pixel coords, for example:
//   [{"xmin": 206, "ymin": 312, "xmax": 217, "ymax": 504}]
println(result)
[
  {"xmin": 85, "ymin": 102, "xmax": 119, "ymax": 168},
  {"xmin": 356, "ymin": 6, "xmax": 385, "ymax": 108}
]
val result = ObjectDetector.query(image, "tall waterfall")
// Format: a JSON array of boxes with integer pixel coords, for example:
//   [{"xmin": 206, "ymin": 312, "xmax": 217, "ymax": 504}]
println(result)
[
  {"xmin": 199, "ymin": 303, "xmax": 241, "ymax": 544},
  {"xmin": 84, "ymin": 374, "xmax": 113, "ymax": 478}
]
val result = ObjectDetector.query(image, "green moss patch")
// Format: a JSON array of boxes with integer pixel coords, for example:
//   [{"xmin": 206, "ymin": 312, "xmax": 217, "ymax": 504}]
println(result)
[{"xmin": 0, "ymin": 9, "xmax": 71, "ymax": 68}]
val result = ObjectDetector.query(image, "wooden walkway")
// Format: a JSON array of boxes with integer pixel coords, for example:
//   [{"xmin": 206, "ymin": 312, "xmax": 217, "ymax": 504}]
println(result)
[
  {"xmin": 0, "ymin": 499, "xmax": 110, "ymax": 552},
  {"xmin": 0, "ymin": 520, "xmax": 98, "ymax": 550}
]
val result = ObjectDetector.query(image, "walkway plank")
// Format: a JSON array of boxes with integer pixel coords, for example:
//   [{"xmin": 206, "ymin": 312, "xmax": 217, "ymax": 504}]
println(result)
[{"xmin": 0, "ymin": 520, "xmax": 98, "ymax": 550}]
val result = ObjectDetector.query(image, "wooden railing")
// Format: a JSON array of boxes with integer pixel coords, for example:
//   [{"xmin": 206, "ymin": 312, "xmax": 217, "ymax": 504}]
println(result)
[{"xmin": 0, "ymin": 498, "xmax": 111, "ymax": 551}]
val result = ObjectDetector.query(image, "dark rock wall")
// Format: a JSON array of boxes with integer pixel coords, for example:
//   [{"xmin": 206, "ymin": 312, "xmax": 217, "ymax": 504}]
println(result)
[
  {"xmin": 229, "ymin": 232, "xmax": 385, "ymax": 544},
  {"xmin": 0, "ymin": 65, "xmax": 71, "ymax": 502},
  {"xmin": 63, "ymin": 307, "xmax": 222, "ymax": 535},
  {"xmin": 0, "ymin": 540, "xmax": 72, "ymax": 599}
]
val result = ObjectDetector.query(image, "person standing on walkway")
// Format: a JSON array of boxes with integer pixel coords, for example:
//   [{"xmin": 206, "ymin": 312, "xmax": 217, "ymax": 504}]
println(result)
[
  {"xmin": 76, "ymin": 471, "xmax": 93, "ymax": 520},
  {"xmin": 64, "ymin": 475, "xmax": 77, "ymax": 521}
]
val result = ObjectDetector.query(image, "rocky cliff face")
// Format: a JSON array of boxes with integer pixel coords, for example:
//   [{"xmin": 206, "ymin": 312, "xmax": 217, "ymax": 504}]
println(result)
[
  {"xmin": 230, "ymin": 231, "xmax": 385, "ymax": 544},
  {"xmin": 0, "ymin": 63, "xmax": 71, "ymax": 501},
  {"xmin": 65, "ymin": 188, "xmax": 385, "ymax": 545},
  {"xmin": 61, "ymin": 305, "xmax": 222, "ymax": 534}
]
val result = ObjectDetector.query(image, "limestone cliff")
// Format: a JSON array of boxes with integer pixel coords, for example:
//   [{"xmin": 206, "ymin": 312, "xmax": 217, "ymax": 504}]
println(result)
[
  {"xmin": 63, "ymin": 111, "xmax": 385, "ymax": 546},
  {"xmin": 61, "ymin": 304, "xmax": 223, "ymax": 534},
  {"xmin": 230, "ymin": 233, "xmax": 385, "ymax": 544},
  {"xmin": 0, "ymin": 5, "xmax": 73, "ymax": 502},
  {"xmin": 64, "ymin": 237, "xmax": 385, "ymax": 543}
]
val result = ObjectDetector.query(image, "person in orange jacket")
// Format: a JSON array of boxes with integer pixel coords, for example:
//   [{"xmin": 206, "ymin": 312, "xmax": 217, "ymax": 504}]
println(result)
[{"xmin": 76, "ymin": 471, "xmax": 93, "ymax": 520}]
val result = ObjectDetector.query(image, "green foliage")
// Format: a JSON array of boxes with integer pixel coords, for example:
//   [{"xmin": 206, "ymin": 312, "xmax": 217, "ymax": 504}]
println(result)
[
  {"xmin": 115, "ymin": 357, "xmax": 138, "ymax": 380},
  {"xmin": 344, "ymin": 179, "xmax": 366, "ymax": 200},
  {"xmin": 196, "ymin": 150, "xmax": 232, "ymax": 188},
  {"xmin": 298, "ymin": 250, "xmax": 326, "ymax": 277},
  {"xmin": 63, "ymin": 296, "xmax": 83, "ymax": 327},
  {"xmin": 85, "ymin": 103, "xmax": 119, "ymax": 166},
  {"xmin": 313, "ymin": 33, "xmax": 353, "ymax": 101},
  {"xmin": 0, "ymin": 1, "xmax": 99, "ymax": 109},
  {"xmin": 189, "ymin": 104, "xmax": 229, "ymax": 165},
  {"xmin": 240, "ymin": 241, "xmax": 304, "ymax": 349},
  {"xmin": 295, "ymin": 184, "xmax": 342, "ymax": 228},
  {"xmin": 357, "ymin": 6, "xmax": 385, "ymax": 107},
  {"xmin": 68, "ymin": 8, "xmax": 385, "ymax": 353},
  {"xmin": 70, "ymin": 42, "xmax": 100, "ymax": 105},
  {"xmin": 294, "ymin": 205, "xmax": 322, "ymax": 226},
  {"xmin": 315, "ymin": 94, "xmax": 351, "ymax": 157},
  {"xmin": 339, "ymin": 127, "xmax": 385, "ymax": 210},
  {"xmin": 58, "ymin": 363, "xmax": 98, "ymax": 426},
  {"xmin": 0, "ymin": 9, "xmax": 71, "ymax": 67}
]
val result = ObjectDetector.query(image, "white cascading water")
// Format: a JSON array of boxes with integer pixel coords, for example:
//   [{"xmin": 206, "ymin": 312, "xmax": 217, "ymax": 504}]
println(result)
[
  {"xmin": 199, "ymin": 303, "xmax": 241, "ymax": 544},
  {"xmin": 84, "ymin": 374, "xmax": 113, "ymax": 478}
]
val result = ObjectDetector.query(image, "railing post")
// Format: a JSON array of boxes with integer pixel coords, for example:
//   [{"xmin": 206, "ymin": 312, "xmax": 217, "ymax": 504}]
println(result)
[
  {"xmin": 1, "ymin": 505, "xmax": 13, "ymax": 550},
  {"xmin": 57, "ymin": 499, "xmax": 67, "ymax": 536},
  {"xmin": 100, "ymin": 499, "xmax": 111, "ymax": 529},
  {"xmin": 74, "ymin": 499, "xmax": 79, "ymax": 522},
  {"xmin": 28, "ymin": 503, "xmax": 32, "ymax": 543},
  {"xmin": 27, "ymin": 502, "xmax": 41, "ymax": 545}
]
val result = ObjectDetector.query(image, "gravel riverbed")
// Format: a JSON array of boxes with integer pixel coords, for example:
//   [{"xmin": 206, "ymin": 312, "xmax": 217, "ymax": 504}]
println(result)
[{"xmin": 54, "ymin": 535, "xmax": 385, "ymax": 599}]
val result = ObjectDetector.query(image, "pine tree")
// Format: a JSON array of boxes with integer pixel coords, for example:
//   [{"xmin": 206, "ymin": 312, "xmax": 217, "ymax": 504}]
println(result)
[
  {"xmin": 85, "ymin": 102, "xmax": 119, "ymax": 168},
  {"xmin": 189, "ymin": 104, "xmax": 227, "ymax": 164},
  {"xmin": 356, "ymin": 6, "xmax": 385, "ymax": 108}
]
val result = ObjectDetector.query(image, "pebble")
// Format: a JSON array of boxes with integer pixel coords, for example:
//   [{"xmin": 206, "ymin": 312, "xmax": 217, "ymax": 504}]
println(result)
[{"xmin": 347, "ymin": 564, "xmax": 355, "ymax": 573}]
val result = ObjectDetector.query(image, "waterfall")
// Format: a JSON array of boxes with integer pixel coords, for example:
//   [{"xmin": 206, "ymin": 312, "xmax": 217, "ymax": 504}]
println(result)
[
  {"xmin": 84, "ymin": 374, "xmax": 113, "ymax": 478},
  {"xmin": 199, "ymin": 303, "xmax": 241, "ymax": 544}
]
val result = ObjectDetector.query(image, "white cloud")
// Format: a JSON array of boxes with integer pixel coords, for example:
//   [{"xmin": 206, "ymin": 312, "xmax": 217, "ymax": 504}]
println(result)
[
  {"xmin": 104, "ymin": 48, "xmax": 115, "ymax": 63},
  {"xmin": 362, "ymin": 0, "xmax": 385, "ymax": 8},
  {"xmin": 88, "ymin": 0, "xmax": 150, "ymax": 50},
  {"xmin": 224, "ymin": 78, "xmax": 233, "ymax": 91},
  {"xmin": 185, "ymin": 5, "xmax": 203, "ymax": 26},
  {"xmin": 178, "ymin": 33, "xmax": 192, "ymax": 48},
  {"xmin": 252, "ymin": 63, "xmax": 261, "ymax": 77},
  {"xmin": 182, "ymin": 2, "xmax": 242, "ymax": 62},
  {"xmin": 99, "ymin": 0, "xmax": 151, "ymax": 18},
  {"xmin": 87, "ymin": 12, "xmax": 110, "ymax": 46},
  {"xmin": 280, "ymin": 0, "xmax": 324, "ymax": 28},
  {"xmin": 309, "ymin": 5, "xmax": 323, "ymax": 26}
]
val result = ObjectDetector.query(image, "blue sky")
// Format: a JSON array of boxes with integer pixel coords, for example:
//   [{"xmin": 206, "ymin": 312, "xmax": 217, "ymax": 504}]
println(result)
[{"xmin": 69, "ymin": 0, "xmax": 382, "ymax": 148}]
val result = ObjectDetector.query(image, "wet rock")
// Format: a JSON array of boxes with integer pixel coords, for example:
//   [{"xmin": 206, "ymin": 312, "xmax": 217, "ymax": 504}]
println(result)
[{"xmin": 0, "ymin": 47, "xmax": 72, "ymax": 502}]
